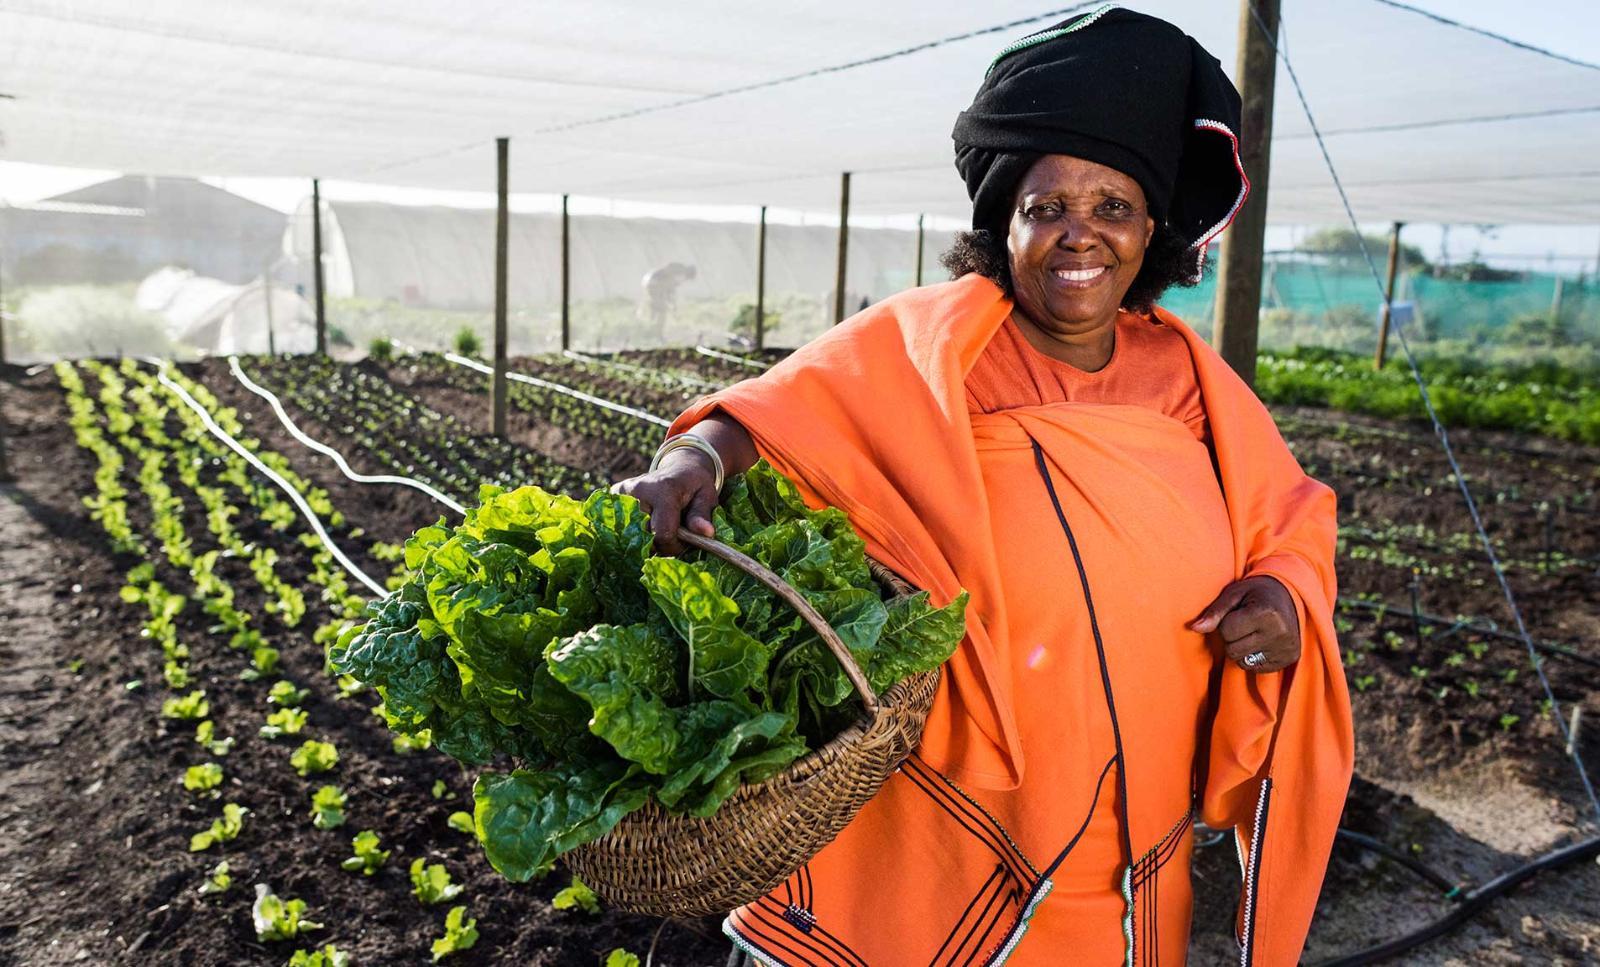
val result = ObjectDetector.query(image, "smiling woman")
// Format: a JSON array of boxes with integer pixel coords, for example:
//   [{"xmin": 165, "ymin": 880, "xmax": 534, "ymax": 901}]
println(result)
[{"xmin": 615, "ymin": 7, "xmax": 1352, "ymax": 967}]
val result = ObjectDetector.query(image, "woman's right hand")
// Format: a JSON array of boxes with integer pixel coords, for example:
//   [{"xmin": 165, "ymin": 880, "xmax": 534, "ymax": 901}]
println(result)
[{"xmin": 611, "ymin": 448, "xmax": 722, "ymax": 556}]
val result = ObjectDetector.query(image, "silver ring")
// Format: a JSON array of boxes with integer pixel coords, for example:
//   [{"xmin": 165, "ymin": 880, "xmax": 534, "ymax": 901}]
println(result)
[{"xmin": 1242, "ymin": 651, "xmax": 1267, "ymax": 668}]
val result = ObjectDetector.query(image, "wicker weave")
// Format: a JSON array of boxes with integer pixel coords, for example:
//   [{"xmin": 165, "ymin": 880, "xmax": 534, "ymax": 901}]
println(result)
[{"xmin": 565, "ymin": 544, "xmax": 940, "ymax": 917}]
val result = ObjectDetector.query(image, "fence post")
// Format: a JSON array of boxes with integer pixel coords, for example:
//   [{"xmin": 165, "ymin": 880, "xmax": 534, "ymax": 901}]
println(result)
[
  {"xmin": 312, "ymin": 179, "xmax": 327, "ymax": 355},
  {"xmin": 560, "ymin": 194, "xmax": 571, "ymax": 352},
  {"xmin": 1210, "ymin": 0, "xmax": 1279, "ymax": 388},
  {"xmin": 833, "ymin": 172, "xmax": 851, "ymax": 325},
  {"xmin": 263, "ymin": 262, "xmax": 277, "ymax": 357},
  {"xmin": 915, "ymin": 214, "xmax": 926, "ymax": 287},
  {"xmin": 755, "ymin": 205, "xmax": 768, "ymax": 351},
  {"xmin": 1374, "ymin": 221, "xmax": 1404, "ymax": 370},
  {"xmin": 492, "ymin": 137, "xmax": 509, "ymax": 438}
]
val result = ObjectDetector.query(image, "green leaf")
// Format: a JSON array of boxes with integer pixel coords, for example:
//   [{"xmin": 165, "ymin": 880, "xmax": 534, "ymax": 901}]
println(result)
[
  {"xmin": 408, "ymin": 857, "xmax": 463, "ymax": 905},
  {"xmin": 604, "ymin": 949, "xmax": 642, "ymax": 967},
  {"xmin": 642, "ymin": 557, "xmax": 768, "ymax": 702},
  {"xmin": 551, "ymin": 875, "xmax": 601, "ymax": 915},
  {"xmin": 290, "ymin": 740, "xmax": 339, "ymax": 777},
  {"xmin": 471, "ymin": 763, "xmax": 648, "ymax": 882},
  {"xmin": 430, "ymin": 906, "xmax": 478, "ymax": 961}
]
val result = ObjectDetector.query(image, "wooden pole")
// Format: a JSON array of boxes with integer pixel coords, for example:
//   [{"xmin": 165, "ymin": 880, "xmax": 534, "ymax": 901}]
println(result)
[
  {"xmin": 833, "ymin": 171, "xmax": 851, "ymax": 325},
  {"xmin": 915, "ymin": 214, "xmax": 926, "ymax": 287},
  {"xmin": 492, "ymin": 138, "xmax": 510, "ymax": 438},
  {"xmin": 560, "ymin": 194, "xmax": 571, "ymax": 352},
  {"xmin": 0, "ymin": 258, "xmax": 10, "ymax": 481},
  {"xmin": 1210, "ymin": 0, "xmax": 1279, "ymax": 388},
  {"xmin": 263, "ymin": 262, "xmax": 277, "ymax": 357},
  {"xmin": 312, "ymin": 179, "xmax": 327, "ymax": 355},
  {"xmin": 755, "ymin": 205, "xmax": 768, "ymax": 351},
  {"xmin": 1374, "ymin": 221, "xmax": 1404, "ymax": 369}
]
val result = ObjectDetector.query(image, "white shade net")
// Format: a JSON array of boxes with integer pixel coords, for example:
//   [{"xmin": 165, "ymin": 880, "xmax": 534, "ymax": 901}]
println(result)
[{"xmin": 2, "ymin": 1, "xmax": 1595, "ymax": 224}]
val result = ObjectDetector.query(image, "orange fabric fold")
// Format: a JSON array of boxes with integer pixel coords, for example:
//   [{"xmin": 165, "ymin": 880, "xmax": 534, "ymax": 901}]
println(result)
[{"xmin": 668, "ymin": 274, "xmax": 1353, "ymax": 965}]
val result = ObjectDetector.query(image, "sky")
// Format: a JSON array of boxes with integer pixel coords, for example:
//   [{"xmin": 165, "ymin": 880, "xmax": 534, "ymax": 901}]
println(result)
[{"xmin": 3, "ymin": 1, "xmax": 1598, "ymax": 267}]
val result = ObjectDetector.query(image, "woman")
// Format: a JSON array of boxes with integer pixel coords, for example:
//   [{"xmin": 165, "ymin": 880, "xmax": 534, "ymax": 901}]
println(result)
[{"xmin": 617, "ymin": 8, "xmax": 1352, "ymax": 965}]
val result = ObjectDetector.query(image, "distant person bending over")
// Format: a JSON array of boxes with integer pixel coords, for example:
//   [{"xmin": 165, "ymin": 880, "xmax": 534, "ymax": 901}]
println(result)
[{"xmin": 641, "ymin": 262, "xmax": 697, "ymax": 342}]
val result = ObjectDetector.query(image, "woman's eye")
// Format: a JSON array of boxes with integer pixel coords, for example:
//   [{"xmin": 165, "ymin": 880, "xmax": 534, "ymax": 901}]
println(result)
[
  {"xmin": 1022, "ymin": 203, "xmax": 1062, "ymax": 220},
  {"xmin": 1097, "ymin": 200, "xmax": 1134, "ymax": 218}
]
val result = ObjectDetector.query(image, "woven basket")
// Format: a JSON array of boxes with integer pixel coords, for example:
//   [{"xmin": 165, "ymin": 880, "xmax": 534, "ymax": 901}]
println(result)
[{"xmin": 565, "ymin": 528, "xmax": 940, "ymax": 917}]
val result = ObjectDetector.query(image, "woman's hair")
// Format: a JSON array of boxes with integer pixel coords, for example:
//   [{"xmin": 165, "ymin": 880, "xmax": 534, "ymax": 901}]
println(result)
[{"xmin": 938, "ymin": 220, "xmax": 1201, "ymax": 313}]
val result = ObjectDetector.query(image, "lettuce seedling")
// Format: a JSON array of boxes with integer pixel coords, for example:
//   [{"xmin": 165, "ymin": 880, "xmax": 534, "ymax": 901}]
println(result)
[
  {"xmin": 288, "ymin": 946, "xmax": 349, "ymax": 967},
  {"xmin": 251, "ymin": 884, "xmax": 323, "ymax": 942},
  {"xmin": 240, "ymin": 645, "xmax": 281, "ymax": 682},
  {"xmin": 260, "ymin": 707, "xmax": 309, "ymax": 740},
  {"xmin": 430, "ymin": 906, "xmax": 478, "ymax": 961},
  {"xmin": 604, "ymin": 951, "xmax": 641, "ymax": 967},
  {"xmin": 195, "ymin": 720, "xmax": 234, "ymax": 756},
  {"xmin": 446, "ymin": 812, "xmax": 474, "ymax": 835},
  {"xmin": 183, "ymin": 763, "xmax": 223, "ymax": 797},
  {"xmin": 310, "ymin": 785, "xmax": 347, "ymax": 830},
  {"xmin": 290, "ymin": 740, "xmax": 338, "ymax": 777},
  {"xmin": 269, "ymin": 680, "xmax": 311, "ymax": 708},
  {"xmin": 340, "ymin": 830, "xmax": 391, "ymax": 876},
  {"xmin": 190, "ymin": 803, "xmax": 248, "ymax": 851},
  {"xmin": 431, "ymin": 780, "xmax": 452, "ymax": 800},
  {"xmin": 197, "ymin": 860, "xmax": 232, "ymax": 896},
  {"xmin": 161, "ymin": 690, "xmax": 209, "ymax": 720},
  {"xmin": 409, "ymin": 858, "xmax": 463, "ymax": 905},
  {"xmin": 552, "ymin": 876, "xmax": 600, "ymax": 915}
]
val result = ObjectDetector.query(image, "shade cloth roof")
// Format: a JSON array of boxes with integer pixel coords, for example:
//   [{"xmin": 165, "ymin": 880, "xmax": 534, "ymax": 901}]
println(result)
[{"xmin": 2, "ymin": 1, "xmax": 1596, "ymax": 223}]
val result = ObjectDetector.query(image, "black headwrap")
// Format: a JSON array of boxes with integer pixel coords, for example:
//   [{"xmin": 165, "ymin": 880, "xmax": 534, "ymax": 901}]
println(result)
[{"xmin": 952, "ymin": 5, "xmax": 1248, "ymax": 252}]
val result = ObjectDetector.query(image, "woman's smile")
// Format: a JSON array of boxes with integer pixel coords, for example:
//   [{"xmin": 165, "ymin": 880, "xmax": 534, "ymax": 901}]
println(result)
[{"xmin": 1050, "ymin": 264, "xmax": 1112, "ymax": 288}]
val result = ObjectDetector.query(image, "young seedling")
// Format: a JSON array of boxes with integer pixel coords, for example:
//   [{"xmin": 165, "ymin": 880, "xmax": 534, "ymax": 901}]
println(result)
[
  {"xmin": 161, "ymin": 690, "xmax": 209, "ymax": 720},
  {"xmin": 340, "ymin": 830, "xmax": 391, "ymax": 876},
  {"xmin": 431, "ymin": 780, "xmax": 452, "ymax": 800},
  {"xmin": 240, "ymin": 645, "xmax": 281, "ymax": 682},
  {"xmin": 393, "ymin": 732, "xmax": 433, "ymax": 754},
  {"xmin": 1499, "ymin": 713, "xmax": 1521, "ymax": 731},
  {"xmin": 252, "ymin": 884, "xmax": 323, "ymax": 942},
  {"xmin": 604, "ymin": 950, "xmax": 641, "ymax": 967},
  {"xmin": 269, "ymin": 680, "xmax": 311, "ymax": 708},
  {"xmin": 430, "ymin": 905, "xmax": 478, "ymax": 961},
  {"xmin": 195, "ymin": 720, "xmax": 234, "ymax": 756},
  {"xmin": 310, "ymin": 785, "xmax": 348, "ymax": 831},
  {"xmin": 183, "ymin": 763, "xmax": 224, "ymax": 797},
  {"xmin": 290, "ymin": 740, "xmax": 339, "ymax": 777},
  {"xmin": 552, "ymin": 876, "xmax": 601, "ymax": 915},
  {"xmin": 410, "ymin": 858, "xmax": 464, "ymax": 905},
  {"xmin": 288, "ymin": 945, "xmax": 349, "ymax": 967},
  {"xmin": 197, "ymin": 860, "xmax": 232, "ymax": 896},
  {"xmin": 446, "ymin": 812, "xmax": 474, "ymax": 835},
  {"xmin": 190, "ymin": 803, "xmax": 248, "ymax": 852},
  {"xmin": 1464, "ymin": 680, "xmax": 1481, "ymax": 699},
  {"xmin": 1354, "ymin": 675, "xmax": 1377, "ymax": 693},
  {"xmin": 261, "ymin": 707, "xmax": 310, "ymax": 740}
]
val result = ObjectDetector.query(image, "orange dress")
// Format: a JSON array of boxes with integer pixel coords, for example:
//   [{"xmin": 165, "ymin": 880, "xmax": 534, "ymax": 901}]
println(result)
[{"xmin": 669, "ymin": 276, "xmax": 1352, "ymax": 966}]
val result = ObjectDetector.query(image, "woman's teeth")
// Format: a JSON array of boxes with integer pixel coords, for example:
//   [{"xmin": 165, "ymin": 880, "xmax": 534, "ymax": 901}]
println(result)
[{"xmin": 1054, "ymin": 266, "xmax": 1107, "ymax": 283}]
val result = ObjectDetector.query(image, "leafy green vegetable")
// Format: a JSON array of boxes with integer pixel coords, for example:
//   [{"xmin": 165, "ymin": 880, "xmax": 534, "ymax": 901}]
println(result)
[
  {"xmin": 195, "ymin": 719, "xmax": 234, "ymax": 756},
  {"xmin": 190, "ymin": 803, "xmax": 248, "ymax": 851},
  {"xmin": 161, "ymin": 690, "xmax": 209, "ymax": 720},
  {"xmin": 261, "ymin": 707, "xmax": 309, "ymax": 740},
  {"xmin": 183, "ymin": 762, "xmax": 223, "ymax": 796},
  {"xmin": 290, "ymin": 740, "xmax": 339, "ymax": 776},
  {"xmin": 340, "ymin": 830, "xmax": 391, "ymax": 876},
  {"xmin": 604, "ymin": 951, "xmax": 641, "ymax": 967},
  {"xmin": 446, "ymin": 811, "xmax": 474, "ymax": 835},
  {"xmin": 269, "ymin": 679, "xmax": 311, "ymax": 708},
  {"xmin": 430, "ymin": 906, "xmax": 478, "ymax": 961},
  {"xmin": 409, "ymin": 858, "xmax": 463, "ymax": 905},
  {"xmin": 197, "ymin": 860, "xmax": 232, "ymax": 896},
  {"xmin": 338, "ymin": 463, "xmax": 967, "ymax": 881},
  {"xmin": 288, "ymin": 945, "xmax": 349, "ymax": 967},
  {"xmin": 252, "ymin": 884, "xmax": 322, "ymax": 941},
  {"xmin": 552, "ymin": 876, "xmax": 601, "ymax": 915},
  {"xmin": 310, "ymin": 785, "xmax": 347, "ymax": 830}
]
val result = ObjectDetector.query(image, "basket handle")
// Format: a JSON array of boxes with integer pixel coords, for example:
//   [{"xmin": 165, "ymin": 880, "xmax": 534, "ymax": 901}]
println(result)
[{"xmin": 676, "ymin": 528, "xmax": 880, "ymax": 716}]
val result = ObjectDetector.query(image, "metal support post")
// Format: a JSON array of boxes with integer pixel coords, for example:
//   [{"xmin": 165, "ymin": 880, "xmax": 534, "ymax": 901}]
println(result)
[
  {"xmin": 1210, "ymin": 0, "xmax": 1279, "ymax": 388},
  {"xmin": 915, "ymin": 213, "xmax": 926, "ymax": 287},
  {"xmin": 560, "ymin": 194, "xmax": 571, "ymax": 352},
  {"xmin": 312, "ymin": 179, "xmax": 327, "ymax": 355},
  {"xmin": 755, "ymin": 205, "xmax": 768, "ymax": 351},
  {"xmin": 492, "ymin": 137, "xmax": 510, "ymax": 437},
  {"xmin": 833, "ymin": 172, "xmax": 851, "ymax": 325}
]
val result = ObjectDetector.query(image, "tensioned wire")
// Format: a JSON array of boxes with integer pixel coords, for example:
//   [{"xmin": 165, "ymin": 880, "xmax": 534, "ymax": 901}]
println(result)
[{"xmin": 1247, "ymin": 0, "xmax": 1600, "ymax": 826}]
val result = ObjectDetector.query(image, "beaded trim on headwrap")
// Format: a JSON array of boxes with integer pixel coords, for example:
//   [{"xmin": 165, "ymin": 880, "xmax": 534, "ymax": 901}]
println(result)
[{"xmin": 986, "ymin": 3, "xmax": 1116, "ymax": 75}]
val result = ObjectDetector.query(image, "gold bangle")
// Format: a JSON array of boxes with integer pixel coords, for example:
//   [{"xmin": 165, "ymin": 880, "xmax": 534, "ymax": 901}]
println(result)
[{"xmin": 650, "ymin": 433, "xmax": 725, "ymax": 493}]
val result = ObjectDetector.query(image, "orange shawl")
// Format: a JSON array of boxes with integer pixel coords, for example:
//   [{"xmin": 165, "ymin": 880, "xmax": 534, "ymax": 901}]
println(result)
[{"xmin": 669, "ymin": 275, "xmax": 1352, "ymax": 965}]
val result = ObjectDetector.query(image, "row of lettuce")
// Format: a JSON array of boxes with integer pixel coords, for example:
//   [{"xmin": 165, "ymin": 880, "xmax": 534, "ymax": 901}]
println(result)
[
  {"xmin": 1256, "ymin": 348, "xmax": 1600, "ymax": 445},
  {"xmin": 56, "ymin": 359, "xmax": 640, "ymax": 966}
]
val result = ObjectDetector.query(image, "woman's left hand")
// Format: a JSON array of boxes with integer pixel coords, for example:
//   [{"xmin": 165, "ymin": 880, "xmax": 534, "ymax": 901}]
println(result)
[{"xmin": 1187, "ymin": 576, "xmax": 1301, "ymax": 673}]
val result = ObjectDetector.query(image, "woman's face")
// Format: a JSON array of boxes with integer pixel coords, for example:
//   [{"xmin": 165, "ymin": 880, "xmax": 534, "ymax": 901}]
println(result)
[{"xmin": 1006, "ymin": 154, "xmax": 1155, "ymax": 337}]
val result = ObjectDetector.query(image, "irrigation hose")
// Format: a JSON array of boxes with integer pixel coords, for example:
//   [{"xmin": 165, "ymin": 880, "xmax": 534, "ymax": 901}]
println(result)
[
  {"xmin": 226, "ymin": 356, "xmax": 468, "ymax": 515},
  {"xmin": 149, "ymin": 361, "xmax": 388, "ymax": 598},
  {"xmin": 1334, "ymin": 829, "xmax": 1461, "ymax": 895},
  {"xmin": 442, "ymin": 352, "xmax": 671, "ymax": 427},
  {"xmin": 694, "ymin": 345, "xmax": 768, "ymax": 371},
  {"xmin": 1313, "ymin": 833, "xmax": 1600, "ymax": 966}
]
